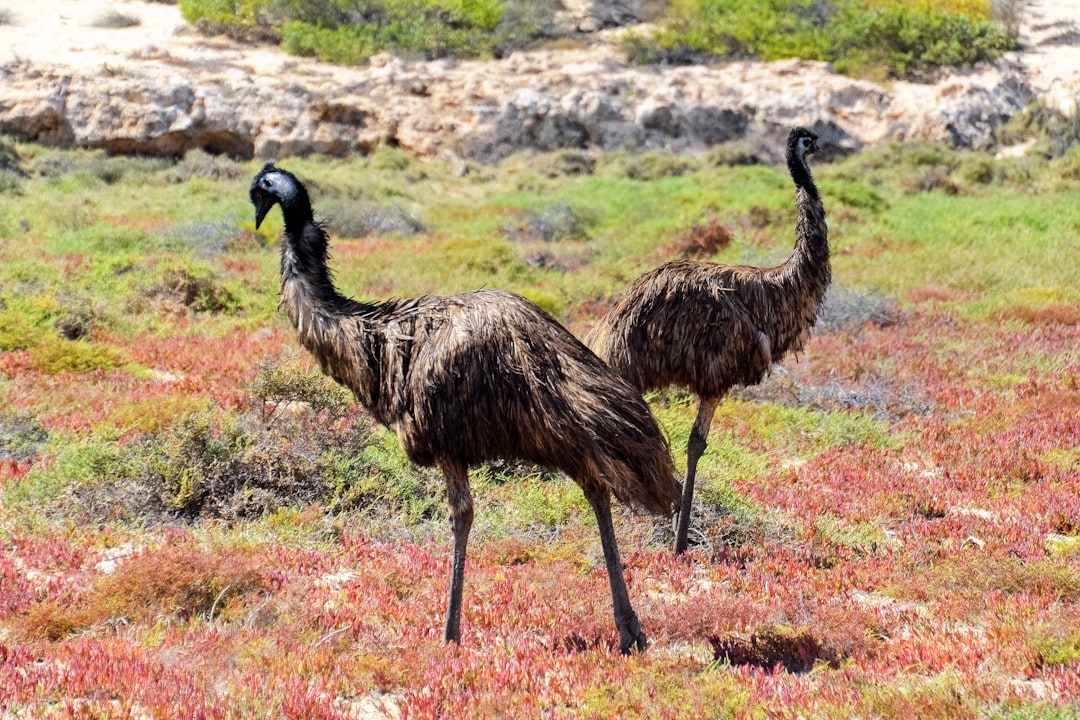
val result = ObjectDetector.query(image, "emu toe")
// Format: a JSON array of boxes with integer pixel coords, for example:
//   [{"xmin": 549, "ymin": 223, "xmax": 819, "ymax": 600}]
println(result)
[{"xmin": 619, "ymin": 617, "xmax": 648, "ymax": 655}]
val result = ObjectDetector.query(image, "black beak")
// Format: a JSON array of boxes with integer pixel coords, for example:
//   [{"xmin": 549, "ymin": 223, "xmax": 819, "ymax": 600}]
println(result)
[{"xmin": 252, "ymin": 190, "xmax": 275, "ymax": 230}]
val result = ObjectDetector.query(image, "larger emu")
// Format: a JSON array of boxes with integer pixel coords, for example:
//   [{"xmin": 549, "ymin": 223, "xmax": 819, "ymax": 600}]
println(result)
[
  {"xmin": 250, "ymin": 164, "xmax": 678, "ymax": 653},
  {"xmin": 586, "ymin": 127, "xmax": 830, "ymax": 555}
]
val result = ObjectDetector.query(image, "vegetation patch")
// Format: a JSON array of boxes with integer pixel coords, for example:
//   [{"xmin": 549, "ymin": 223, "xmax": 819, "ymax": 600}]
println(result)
[
  {"xmin": 11, "ymin": 542, "xmax": 269, "ymax": 641},
  {"xmin": 709, "ymin": 627, "xmax": 842, "ymax": 673},
  {"xmin": 626, "ymin": 0, "xmax": 1014, "ymax": 79},
  {"xmin": 1, "ymin": 135, "xmax": 1079, "ymax": 717}
]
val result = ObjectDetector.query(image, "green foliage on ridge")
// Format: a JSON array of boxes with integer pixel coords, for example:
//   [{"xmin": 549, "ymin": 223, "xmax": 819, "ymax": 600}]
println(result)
[
  {"xmin": 177, "ymin": 0, "xmax": 1013, "ymax": 73},
  {"xmin": 624, "ymin": 0, "xmax": 1014, "ymax": 79}
]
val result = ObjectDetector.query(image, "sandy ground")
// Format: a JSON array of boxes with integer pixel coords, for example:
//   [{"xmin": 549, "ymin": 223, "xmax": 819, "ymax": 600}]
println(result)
[{"xmin": 1, "ymin": 0, "xmax": 1078, "ymax": 108}]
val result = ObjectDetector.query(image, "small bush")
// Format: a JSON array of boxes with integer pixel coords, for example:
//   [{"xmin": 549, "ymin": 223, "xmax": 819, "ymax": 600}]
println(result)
[
  {"xmin": 181, "ymin": 0, "xmax": 514, "ymax": 63},
  {"xmin": 89, "ymin": 543, "xmax": 268, "ymax": 624},
  {"xmin": 0, "ymin": 309, "xmax": 45, "ymax": 351},
  {"xmin": 321, "ymin": 200, "xmax": 426, "ymax": 238},
  {"xmin": 502, "ymin": 204, "xmax": 590, "ymax": 244},
  {"xmin": 709, "ymin": 627, "xmax": 842, "ymax": 672},
  {"xmin": 816, "ymin": 286, "xmax": 899, "ymax": 333},
  {"xmin": 994, "ymin": 100, "xmax": 1080, "ymax": 159},
  {"xmin": 149, "ymin": 266, "xmax": 239, "ymax": 314},
  {"xmin": 247, "ymin": 354, "xmax": 353, "ymax": 424},
  {"xmin": 672, "ymin": 218, "xmax": 735, "ymax": 259},
  {"xmin": 11, "ymin": 543, "xmax": 269, "ymax": 640},
  {"xmin": 0, "ymin": 414, "xmax": 49, "ymax": 464},
  {"xmin": 90, "ymin": 11, "xmax": 142, "ymax": 28},
  {"xmin": 28, "ymin": 338, "xmax": 128, "ymax": 375},
  {"xmin": 166, "ymin": 149, "xmax": 245, "ymax": 182}
]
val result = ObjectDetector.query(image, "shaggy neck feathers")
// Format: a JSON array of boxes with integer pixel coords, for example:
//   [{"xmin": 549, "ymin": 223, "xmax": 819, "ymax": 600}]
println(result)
[{"xmin": 769, "ymin": 132, "xmax": 831, "ymax": 349}]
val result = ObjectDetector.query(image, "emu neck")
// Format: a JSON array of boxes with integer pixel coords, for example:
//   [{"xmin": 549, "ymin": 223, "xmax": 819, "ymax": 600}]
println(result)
[
  {"xmin": 767, "ymin": 158, "xmax": 831, "ymax": 349},
  {"xmin": 791, "ymin": 183, "xmax": 830, "ymax": 278},
  {"xmin": 277, "ymin": 208, "xmax": 369, "ymax": 347}
]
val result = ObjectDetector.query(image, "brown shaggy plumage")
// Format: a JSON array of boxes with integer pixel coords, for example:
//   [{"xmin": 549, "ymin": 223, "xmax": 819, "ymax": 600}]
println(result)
[
  {"xmin": 586, "ymin": 127, "xmax": 831, "ymax": 554},
  {"xmin": 250, "ymin": 164, "xmax": 677, "ymax": 653}
]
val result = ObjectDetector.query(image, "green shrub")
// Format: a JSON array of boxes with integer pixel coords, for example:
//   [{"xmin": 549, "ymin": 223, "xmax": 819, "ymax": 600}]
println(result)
[
  {"xmin": 629, "ymin": 0, "xmax": 1013, "ymax": 79},
  {"xmin": 182, "ymin": 0, "xmax": 507, "ymax": 63},
  {"xmin": 28, "ymin": 337, "xmax": 129, "ymax": 375}
]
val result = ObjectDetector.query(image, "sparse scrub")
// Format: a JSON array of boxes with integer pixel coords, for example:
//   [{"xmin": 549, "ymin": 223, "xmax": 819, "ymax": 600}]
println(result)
[
  {"xmin": 150, "ymin": 266, "xmax": 240, "ymax": 314},
  {"xmin": 11, "ymin": 543, "xmax": 268, "ymax": 640},
  {"xmin": 90, "ymin": 11, "xmax": 142, "ymax": 29},
  {"xmin": 27, "ymin": 337, "xmax": 128, "ymax": 375},
  {"xmin": 0, "ymin": 413, "xmax": 48, "ymax": 464},
  {"xmin": 180, "ymin": 0, "xmax": 512, "ymax": 63},
  {"xmin": 994, "ymin": 100, "xmax": 1080, "ymax": 159},
  {"xmin": 2, "ymin": 140, "xmax": 1080, "ymax": 717},
  {"xmin": 247, "ymin": 354, "xmax": 353, "ymax": 424},
  {"xmin": 816, "ymin": 285, "xmax": 899, "ymax": 332},
  {"xmin": 628, "ymin": 0, "xmax": 1014, "ymax": 79},
  {"xmin": 321, "ymin": 199, "xmax": 426, "ymax": 238}
]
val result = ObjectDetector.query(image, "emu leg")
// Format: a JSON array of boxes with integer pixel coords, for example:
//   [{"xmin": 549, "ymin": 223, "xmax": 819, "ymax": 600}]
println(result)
[
  {"xmin": 585, "ymin": 487, "xmax": 646, "ymax": 654},
  {"xmin": 441, "ymin": 461, "xmax": 474, "ymax": 645},
  {"xmin": 674, "ymin": 396, "xmax": 720, "ymax": 555}
]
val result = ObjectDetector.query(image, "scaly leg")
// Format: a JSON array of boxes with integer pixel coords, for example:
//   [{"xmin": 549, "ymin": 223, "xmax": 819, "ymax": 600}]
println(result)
[
  {"xmin": 674, "ymin": 396, "xmax": 720, "ymax": 555},
  {"xmin": 585, "ymin": 487, "xmax": 646, "ymax": 654},
  {"xmin": 441, "ymin": 461, "xmax": 474, "ymax": 645}
]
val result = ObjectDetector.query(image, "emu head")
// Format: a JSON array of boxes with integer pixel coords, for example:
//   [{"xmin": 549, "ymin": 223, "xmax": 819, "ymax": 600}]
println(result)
[
  {"xmin": 250, "ymin": 162, "xmax": 305, "ymax": 229},
  {"xmin": 787, "ymin": 127, "xmax": 820, "ymax": 163}
]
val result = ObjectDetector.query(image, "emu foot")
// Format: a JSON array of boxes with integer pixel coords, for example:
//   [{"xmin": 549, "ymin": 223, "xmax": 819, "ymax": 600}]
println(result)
[{"xmin": 619, "ymin": 616, "xmax": 647, "ymax": 655}]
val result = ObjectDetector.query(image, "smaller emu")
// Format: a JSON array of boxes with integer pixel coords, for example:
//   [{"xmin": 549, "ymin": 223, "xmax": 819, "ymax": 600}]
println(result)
[
  {"xmin": 586, "ymin": 127, "xmax": 830, "ymax": 555},
  {"xmin": 250, "ymin": 164, "xmax": 678, "ymax": 653}
]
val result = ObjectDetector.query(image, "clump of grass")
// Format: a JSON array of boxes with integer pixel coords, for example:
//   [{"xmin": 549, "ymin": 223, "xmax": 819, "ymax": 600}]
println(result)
[
  {"xmin": 0, "ymin": 413, "xmax": 49, "ymax": 464},
  {"xmin": 670, "ymin": 217, "xmax": 734, "ymax": 259},
  {"xmin": 1031, "ymin": 624, "xmax": 1080, "ymax": 668},
  {"xmin": 994, "ymin": 100, "xmax": 1080, "ymax": 159},
  {"xmin": 814, "ymin": 514, "xmax": 897, "ymax": 555},
  {"xmin": 862, "ymin": 672, "xmax": 974, "ymax": 720},
  {"xmin": 29, "ymin": 337, "xmax": 129, "ymax": 375},
  {"xmin": 816, "ymin": 286, "xmax": 899, "ymax": 333},
  {"xmin": 147, "ymin": 266, "xmax": 239, "ymax": 315},
  {"xmin": 321, "ymin": 199, "xmax": 426, "ymax": 239},
  {"xmin": 12, "ymin": 543, "xmax": 269, "ymax": 640},
  {"xmin": 709, "ymin": 626, "xmax": 842, "ymax": 673},
  {"xmin": 247, "ymin": 354, "xmax": 353, "ymax": 425},
  {"xmin": 90, "ymin": 11, "xmax": 142, "ymax": 28}
]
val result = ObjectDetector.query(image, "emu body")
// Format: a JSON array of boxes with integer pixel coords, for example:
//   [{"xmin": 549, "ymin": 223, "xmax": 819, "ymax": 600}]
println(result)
[
  {"xmin": 586, "ymin": 127, "xmax": 830, "ymax": 554},
  {"xmin": 250, "ymin": 164, "xmax": 678, "ymax": 652}
]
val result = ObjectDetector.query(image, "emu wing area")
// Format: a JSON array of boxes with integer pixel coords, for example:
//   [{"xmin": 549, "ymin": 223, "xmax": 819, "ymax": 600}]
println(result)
[
  {"xmin": 350, "ymin": 289, "xmax": 675, "ymax": 515},
  {"xmin": 590, "ymin": 261, "xmax": 775, "ymax": 399}
]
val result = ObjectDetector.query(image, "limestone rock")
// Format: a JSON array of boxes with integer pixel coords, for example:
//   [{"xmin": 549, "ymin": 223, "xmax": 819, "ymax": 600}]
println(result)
[{"xmin": 0, "ymin": 48, "xmax": 1038, "ymax": 163}]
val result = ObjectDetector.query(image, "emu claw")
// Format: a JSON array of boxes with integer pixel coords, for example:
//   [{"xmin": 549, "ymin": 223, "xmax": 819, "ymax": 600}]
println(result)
[{"xmin": 619, "ymin": 618, "xmax": 648, "ymax": 655}]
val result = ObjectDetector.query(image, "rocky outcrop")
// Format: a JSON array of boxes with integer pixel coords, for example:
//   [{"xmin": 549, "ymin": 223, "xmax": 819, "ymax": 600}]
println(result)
[{"xmin": 0, "ymin": 47, "xmax": 1038, "ymax": 164}]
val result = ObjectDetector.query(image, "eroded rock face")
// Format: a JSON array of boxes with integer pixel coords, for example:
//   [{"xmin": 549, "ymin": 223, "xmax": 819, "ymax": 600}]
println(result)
[{"xmin": 0, "ymin": 47, "xmax": 1036, "ymax": 163}]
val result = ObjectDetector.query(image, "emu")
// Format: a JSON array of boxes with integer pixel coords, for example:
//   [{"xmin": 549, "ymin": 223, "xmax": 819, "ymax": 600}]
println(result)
[
  {"xmin": 250, "ymin": 164, "xmax": 678, "ymax": 653},
  {"xmin": 586, "ymin": 127, "xmax": 830, "ymax": 555}
]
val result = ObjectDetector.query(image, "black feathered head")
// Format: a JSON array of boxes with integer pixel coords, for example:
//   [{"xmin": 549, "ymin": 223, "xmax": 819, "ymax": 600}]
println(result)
[
  {"xmin": 250, "ymin": 162, "xmax": 309, "ymax": 229},
  {"xmin": 787, "ymin": 127, "xmax": 820, "ymax": 163}
]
